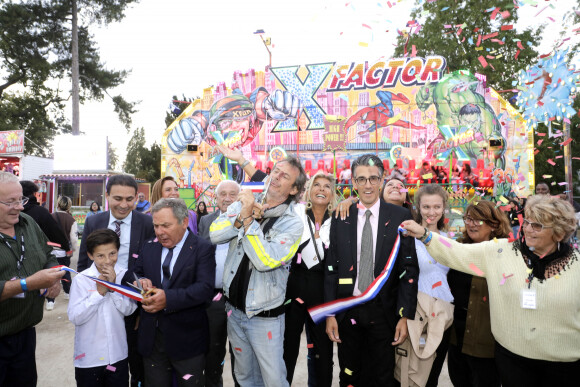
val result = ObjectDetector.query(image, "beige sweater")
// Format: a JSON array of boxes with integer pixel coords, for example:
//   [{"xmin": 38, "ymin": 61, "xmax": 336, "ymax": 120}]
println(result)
[{"xmin": 426, "ymin": 233, "xmax": 580, "ymax": 362}]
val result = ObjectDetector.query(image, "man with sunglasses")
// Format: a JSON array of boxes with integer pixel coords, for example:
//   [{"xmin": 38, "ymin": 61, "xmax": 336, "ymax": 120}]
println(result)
[
  {"xmin": 0, "ymin": 172, "xmax": 65, "ymax": 386},
  {"xmin": 325, "ymin": 154, "xmax": 419, "ymax": 386}
]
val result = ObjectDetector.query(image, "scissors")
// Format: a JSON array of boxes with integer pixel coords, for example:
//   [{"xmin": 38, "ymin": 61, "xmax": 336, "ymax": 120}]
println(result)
[{"xmin": 126, "ymin": 273, "xmax": 154, "ymax": 298}]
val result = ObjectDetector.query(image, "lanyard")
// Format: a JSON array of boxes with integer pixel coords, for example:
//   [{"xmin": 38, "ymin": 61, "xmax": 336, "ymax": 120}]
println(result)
[{"xmin": 0, "ymin": 233, "xmax": 25, "ymax": 275}]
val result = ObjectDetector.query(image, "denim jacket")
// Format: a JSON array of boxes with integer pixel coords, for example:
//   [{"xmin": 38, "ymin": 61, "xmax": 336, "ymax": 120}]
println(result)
[{"xmin": 209, "ymin": 200, "xmax": 303, "ymax": 317}]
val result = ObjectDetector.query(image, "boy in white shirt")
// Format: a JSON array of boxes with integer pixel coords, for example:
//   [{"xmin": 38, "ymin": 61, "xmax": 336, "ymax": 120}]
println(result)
[{"xmin": 68, "ymin": 229, "xmax": 137, "ymax": 387}]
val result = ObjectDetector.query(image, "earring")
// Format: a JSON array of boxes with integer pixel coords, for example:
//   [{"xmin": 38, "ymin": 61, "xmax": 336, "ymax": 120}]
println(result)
[
  {"xmin": 327, "ymin": 203, "xmax": 333, "ymax": 212},
  {"xmin": 558, "ymin": 242, "xmax": 560, "ymax": 252},
  {"xmin": 306, "ymin": 201, "xmax": 312, "ymax": 209}
]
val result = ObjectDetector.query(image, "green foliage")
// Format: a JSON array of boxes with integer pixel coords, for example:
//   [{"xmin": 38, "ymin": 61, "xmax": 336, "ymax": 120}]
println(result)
[
  {"xmin": 394, "ymin": 0, "xmax": 542, "ymax": 91},
  {"xmin": 533, "ymin": 95, "xmax": 580, "ymax": 197},
  {"xmin": 107, "ymin": 140, "xmax": 119, "ymax": 170},
  {"xmin": 123, "ymin": 127, "xmax": 161, "ymax": 182},
  {"xmin": 0, "ymin": 0, "xmax": 139, "ymax": 155}
]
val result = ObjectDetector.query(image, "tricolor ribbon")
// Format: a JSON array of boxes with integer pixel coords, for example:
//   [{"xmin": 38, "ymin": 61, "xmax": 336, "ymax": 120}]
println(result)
[
  {"xmin": 308, "ymin": 227, "xmax": 405, "ymax": 324},
  {"xmin": 56, "ymin": 266, "xmax": 143, "ymax": 302}
]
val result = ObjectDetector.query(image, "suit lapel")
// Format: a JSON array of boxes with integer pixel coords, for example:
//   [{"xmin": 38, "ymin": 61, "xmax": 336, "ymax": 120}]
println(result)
[
  {"xmin": 168, "ymin": 232, "xmax": 196, "ymax": 287},
  {"xmin": 349, "ymin": 204, "xmax": 358, "ymax": 274},
  {"xmin": 150, "ymin": 242, "xmax": 163, "ymax": 286},
  {"xmin": 374, "ymin": 201, "xmax": 389, "ymax": 274}
]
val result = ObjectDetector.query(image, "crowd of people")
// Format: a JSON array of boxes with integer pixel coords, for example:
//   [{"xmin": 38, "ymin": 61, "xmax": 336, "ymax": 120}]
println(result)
[{"xmin": 0, "ymin": 151, "xmax": 579, "ymax": 387}]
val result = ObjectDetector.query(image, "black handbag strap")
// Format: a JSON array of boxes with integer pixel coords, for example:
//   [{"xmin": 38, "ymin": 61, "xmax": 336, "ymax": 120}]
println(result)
[{"xmin": 306, "ymin": 217, "xmax": 323, "ymax": 262}]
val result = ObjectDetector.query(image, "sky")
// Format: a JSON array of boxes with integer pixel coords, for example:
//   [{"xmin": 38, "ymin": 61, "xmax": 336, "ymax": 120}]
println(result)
[{"xmin": 74, "ymin": 0, "xmax": 576, "ymax": 166}]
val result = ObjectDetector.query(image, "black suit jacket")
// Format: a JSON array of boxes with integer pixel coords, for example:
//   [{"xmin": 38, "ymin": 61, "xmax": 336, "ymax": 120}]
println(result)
[
  {"xmin": 324, "ymin": 200, "xmax": 419, "ymax": 328},
  {"xmin": 77, "ymin": 210, "xmax": 154, "ymax": 272},
  {"xmin": 132, "ymin": 231, "xmax": 216, "ymax": 360},
  {"xmin": 197, "ymin": 211, "xmax": 220, "ymax": 242}
]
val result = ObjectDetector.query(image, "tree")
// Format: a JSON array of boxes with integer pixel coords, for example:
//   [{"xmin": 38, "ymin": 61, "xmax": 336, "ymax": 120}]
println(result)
[
  {"xmin": 123, "ymin": 127, "xmax": 161, "ymax": 182},
  {"xmin": 107, "ymin": 140, "xmax": 119, "ymax": 170},
  {"xmin": 0, "ymin": 0, "xmax": 139, "ymax": 156},
  {"xmin": 533, "ymin": 95, "xmax": 580, "ymax": 197},
  {"xmin": 394, "ymin": 0, "xmax": 542, "ymax": 91}
]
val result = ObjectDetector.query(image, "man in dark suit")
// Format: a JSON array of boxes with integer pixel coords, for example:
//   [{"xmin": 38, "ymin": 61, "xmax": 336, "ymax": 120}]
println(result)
[
  {"xmin": 324, "ymin": 154, "xmax": 419, "ymax": 387},
  {"xmin": 78, "ymin": 174, "xmax": 154, "ymax": 387},
  {"xmin": 133, "ymin": 198, "xmax": 215, "ymax": 386},
  {"xmin": 198, "ymin": 180, "xmax": 239, "ymax": 387}
]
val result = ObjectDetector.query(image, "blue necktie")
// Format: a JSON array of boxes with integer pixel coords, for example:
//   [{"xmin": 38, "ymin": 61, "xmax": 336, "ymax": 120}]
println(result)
[{"xmin": 162, "ymin": 247, "xmax": 175, "ymax": 288}]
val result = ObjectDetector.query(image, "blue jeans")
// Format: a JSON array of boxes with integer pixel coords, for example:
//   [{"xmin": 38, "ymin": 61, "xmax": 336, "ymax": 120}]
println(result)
[{"xmin": 226, "ymin": 302, "xmax": 289, "ymax": 387}]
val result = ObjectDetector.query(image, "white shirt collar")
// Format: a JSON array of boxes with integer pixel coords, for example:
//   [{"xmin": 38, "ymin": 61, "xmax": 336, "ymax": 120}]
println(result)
[{"xmin": 108, "ymin": 211, "xmax": 132, "ymax": 226}]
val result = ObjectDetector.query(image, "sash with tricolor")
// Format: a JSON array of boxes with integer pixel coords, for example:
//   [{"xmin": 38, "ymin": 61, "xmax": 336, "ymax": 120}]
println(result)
[
  {"xmin": 308, "ymin": 227, "xmax": 405, "ymax": 324},
  {"xmin": 56, "ymin": 266, "xmax": 143, "ymax": 302}
]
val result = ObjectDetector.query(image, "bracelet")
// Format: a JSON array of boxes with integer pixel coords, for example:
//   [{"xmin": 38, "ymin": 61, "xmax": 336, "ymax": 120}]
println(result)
[
  {"xmin": 20, "ymin": 278, "xmax": 28, "ymax": 292},
  {"xmin": 419, "ymin": 227, "xmax": 429, "ymax": 242},
  {"xmin": 423, "ymin": 232, "xmax": 433, "ymax": 245},
  {"xmin": 240, "ymin": 160, "xmax": 250, "ymax": 169}
]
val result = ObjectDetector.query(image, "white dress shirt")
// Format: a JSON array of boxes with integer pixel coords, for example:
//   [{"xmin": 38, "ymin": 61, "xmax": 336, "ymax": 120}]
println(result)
[
  {"xmin": 415, "ymin": 232, "xmax": 454, "ymax": 303},
  {"xmin": 68, "ymin": 263, "xmax": 137, "ymax": 368},
  {"xmin": 160, "ymin": 229, "xmax": 189, "ymax": 281},
  {"xmin": 108, "ymin": 212, "xmax": 132, "ymax": 269},
  {"xmin": 353, "ymin": 199, "xmax": 381, "ymax": 296}
]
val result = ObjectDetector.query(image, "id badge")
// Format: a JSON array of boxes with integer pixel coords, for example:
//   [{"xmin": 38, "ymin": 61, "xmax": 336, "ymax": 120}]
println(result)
[{"xmin": 521, "ymin": 289, "xmax": 537, "ymax": 309}]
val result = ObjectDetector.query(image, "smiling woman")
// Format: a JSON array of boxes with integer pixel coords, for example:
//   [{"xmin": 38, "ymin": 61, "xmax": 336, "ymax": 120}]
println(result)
[
  {"xmin": 284, "ymin": 171, "xmax": 338, "ymax": 386},
  {"xmin": 401, "ymin": 196, "xmax": 580, "ymax": 386}
]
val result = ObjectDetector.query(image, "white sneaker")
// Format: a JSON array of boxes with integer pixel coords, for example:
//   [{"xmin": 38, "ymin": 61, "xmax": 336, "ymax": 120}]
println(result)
[
  {"xmin": 64, "ymin": 293, "xmax": 70, "ymax": 300},
  {"xmin": 46, "ymin": 301, "xmax": 55, "ymax": 311}
]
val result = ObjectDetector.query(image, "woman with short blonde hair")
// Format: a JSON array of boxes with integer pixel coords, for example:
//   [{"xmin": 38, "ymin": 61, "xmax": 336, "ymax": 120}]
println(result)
[
  {"xmin": 284, "ymin": 171, "xmax": 339, "ymax": 386},
  {"xmin": 402, "ymin": 195, "xmax": 580, "ymax": 386}
]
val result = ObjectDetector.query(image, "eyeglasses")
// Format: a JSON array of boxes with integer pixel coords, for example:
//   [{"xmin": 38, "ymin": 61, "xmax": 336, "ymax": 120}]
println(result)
[
  {"xmin": 0, "ymin": 196, "xmax": 29, "ymax": 208},
  {"xmin": 463, "ymin": 216, "xmax": 484, "ymax": 226},
  {"xmin": 522, "ymin": 218, "xmax": 552, "ymax": 232},
  {"xmin": 353, "ymin": 176, "xmax": 381, "ymax": 186}
]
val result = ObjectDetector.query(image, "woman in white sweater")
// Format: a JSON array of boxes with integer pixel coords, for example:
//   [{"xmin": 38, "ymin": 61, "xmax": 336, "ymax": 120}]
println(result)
[{"xmin": 401, "ymin": 195, "xmax": 580, "ymax": 386}]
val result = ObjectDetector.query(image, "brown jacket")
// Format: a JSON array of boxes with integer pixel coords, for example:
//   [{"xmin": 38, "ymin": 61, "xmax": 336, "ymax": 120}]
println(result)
[{"xmin": 450, "ymin": 276, "xmax": 495, "ymax": 358}]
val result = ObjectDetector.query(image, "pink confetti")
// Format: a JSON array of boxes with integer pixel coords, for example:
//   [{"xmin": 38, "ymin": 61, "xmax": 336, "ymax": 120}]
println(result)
[
  {"xmin": 315, "ymin": 223, "xmax": 320, "ymax": 231},
  {"xmin": 153, "ymin": 238, "xmax": 158, "ymax": 242},
  {"xmin": 75, "ymin": 353, "xmax": 86, "ymax": 360},
  {"xmin": 469, "ymin": 263, "xmax": 485, "ymax": 277},
  {"xmin": 268, "ymin": 331, "xmax": 273, "ymax": 340},
  {"xmin": 439, "ymin": 238, "xmax": 452, "ymax": 248},
  {"xmin": 132, "ymin": 253, "xmax": 139, "ymax": 258},
  {"xmin": 478, "ymin": 56, "xmax": 488, "ymax": 68},
  {"xmin": 432, "ymin": 281, "xmax": 442, "ymax": 289},
  {"xmin": 561, "ymin": 138, "xmax": 573, "ymax": 147},
  {"xmin": 499, "ymin": 273, "xmax": 514, "ymax": 285},
  {"xmin": 296, "ymin": 298, "xmax": 304, "ymax": 304},
  {"xmin": 357, "ymin": 204, "xmax": 365, "ymax": 210},
  {"xmin": 227, "ymin": 310, "xmax": 232, "ymax": 317},
  {"xmin": 47, "ymin": 241, "xmax": 61, "ymax": 248},
  {"xmin": 351, "ymin": 319, "xmax": 357, "ymax": 325},
  {"xmin": 547, "ymin": 159, "xmax": 556, "ymax": 166},
  {"xmin": 307, "ymin": 343, "xmax": 314, "ymax": 348},
  {"xmin": 297, "ymin": 253, "xmax": 302, "ymax": 264},
  {"xmin": 212, "ymin": 292, "xmax": 222, "ymax": 302},
  {"xmin": 106, "ymin": 365, "xmax": 116, "ymax": 372},
  {"xmin": 234, "ymin": 347, "xmax": 242, "ymax": 352},
  {"xmin": 183, "ymin": 374, "xmax": 193, "ymax": 380}
]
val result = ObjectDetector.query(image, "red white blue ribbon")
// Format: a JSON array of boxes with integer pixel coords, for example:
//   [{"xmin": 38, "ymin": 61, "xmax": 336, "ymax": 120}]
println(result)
[
  {"xmin": 56, "ymin": 266, "xmax": 143, "ymax": 302},
  {"xmin": 308, "ymin": 227, "xmax": 404, "ymax": 324}
]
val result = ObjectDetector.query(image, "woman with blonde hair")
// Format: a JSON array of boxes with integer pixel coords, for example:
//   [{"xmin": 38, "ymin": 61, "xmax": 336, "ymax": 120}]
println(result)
[
  {"xmin": 148, "ymin": 176, "xmax": 198, "ymax": 234},
  {"xmin": 397, "ymin": 184, "xmax": 454, "ymax": 387},
  {"xmin": 402, "ymin": 195, "xmax": 580, "ymax": 386},
  {"xmin": 284, "ymin": 171, "xmax": 338, "ymax": 386}
]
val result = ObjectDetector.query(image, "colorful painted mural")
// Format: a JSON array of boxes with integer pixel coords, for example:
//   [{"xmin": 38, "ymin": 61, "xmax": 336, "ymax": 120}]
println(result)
[{"xmin": 161, "ymin": 56, "xmax": 534, "ymax": 198}]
